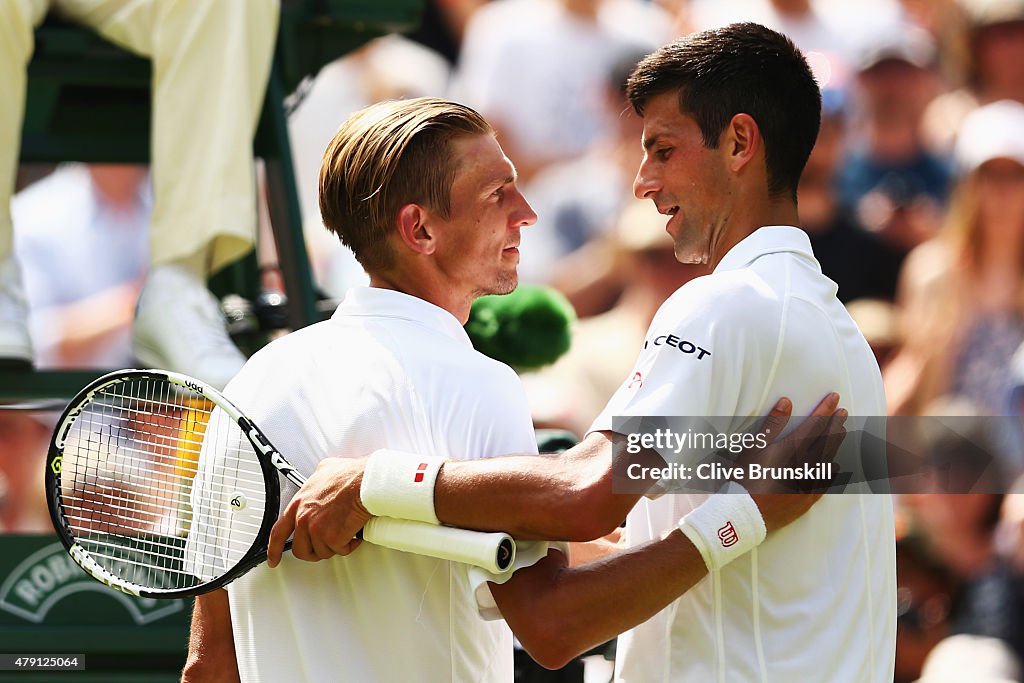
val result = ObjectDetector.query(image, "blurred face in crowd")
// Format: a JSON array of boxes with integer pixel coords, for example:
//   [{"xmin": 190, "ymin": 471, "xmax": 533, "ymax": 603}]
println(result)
[
  {"xmin": 976, "ymin": 158, "xmax": 1024, "ymax": 234},
  {"xmin": 974, "ymin": 20, "xmax": 1024, "ymax": 99},
  {"xmin": 633, "ymin": 92, "xmax": 732, "ymax": 266},
  {"xmin": 428, "ymin": 134, "xmax": 537, "ymax": 298},
  {"xmin": 858, "ymin": 59, "xmax": 936, "ymax": 126}
]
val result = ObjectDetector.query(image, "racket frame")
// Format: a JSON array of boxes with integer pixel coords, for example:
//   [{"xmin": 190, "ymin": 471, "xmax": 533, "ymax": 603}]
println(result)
[{"xmin": 46, "ymin": 368, "xmax": 298, "ymax": 598}]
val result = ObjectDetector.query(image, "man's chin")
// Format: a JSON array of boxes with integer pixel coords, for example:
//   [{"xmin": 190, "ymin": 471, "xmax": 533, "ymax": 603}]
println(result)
[
  {"xmin": 476, "ymin": 273, "xmax": 518, "ymax": 298},
  {"xmin": 674, "ymin": 245, "xmax": 710, "ymax": 266},
  {"xmin": 493, "ymin": 274, "xmax": 518, "ymax": 296}
]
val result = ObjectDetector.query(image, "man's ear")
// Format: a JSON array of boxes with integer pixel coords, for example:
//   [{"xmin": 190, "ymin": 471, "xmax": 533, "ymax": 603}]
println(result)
[
  {"xmin": 396, "ymin": 203, "xmax": 436, "ymax": 255},
  {"xmin": 724, "ymin": 113, "xmax": 761, "ymax": 174}
]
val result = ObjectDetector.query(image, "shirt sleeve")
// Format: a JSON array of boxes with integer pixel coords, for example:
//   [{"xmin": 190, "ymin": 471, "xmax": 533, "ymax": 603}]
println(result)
[{"xmin": 467, "ymin": 541, "xmax": 571, "ymax": 621}]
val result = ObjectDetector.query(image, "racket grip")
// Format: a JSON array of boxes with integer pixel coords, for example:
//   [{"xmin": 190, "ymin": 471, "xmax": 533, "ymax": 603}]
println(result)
[{"xmin": 361, "ymin": 518, "xmax": 516, "ymax": 573}]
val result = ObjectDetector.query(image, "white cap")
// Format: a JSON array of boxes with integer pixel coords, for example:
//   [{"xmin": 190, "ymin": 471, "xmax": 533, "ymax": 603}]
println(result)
[
  {"xmin": 954, "ymin": 99, "xmax": 1024, "ymax": 174},
  {"xmin": 961, "ymin": 0, "xmax": 1024, "ymax": 27},
  {"xmin": 856, "ymin": 22, "xmax": 936, "ymax": 72},
  {"xmin": 914, "ymin": 634, "xmax": 1021, "ymax": 683}
]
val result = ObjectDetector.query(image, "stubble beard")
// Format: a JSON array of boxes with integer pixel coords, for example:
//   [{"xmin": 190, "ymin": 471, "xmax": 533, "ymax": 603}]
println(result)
[
  {"xmin": 473, "ymin": 270, "xmax": 518, "ymax": 299},
  {"xmin": 492, "ymin": 270, "xmax": 518, "ymax": 295}
]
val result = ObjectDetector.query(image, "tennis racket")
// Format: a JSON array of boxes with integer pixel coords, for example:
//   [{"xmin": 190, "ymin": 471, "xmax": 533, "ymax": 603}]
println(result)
[{"xmin": 45, "ymin": 369, "xmax": 516, "ymax": 599}]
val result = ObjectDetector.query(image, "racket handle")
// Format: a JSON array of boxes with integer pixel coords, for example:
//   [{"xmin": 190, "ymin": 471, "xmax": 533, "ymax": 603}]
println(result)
[
  {"xmin": 362, "ymin": 518, "xmax": 516, "ymax": 573},
  {"xmin": 281, "ymin": 521, "xmax": 516, "ymax": 573}
]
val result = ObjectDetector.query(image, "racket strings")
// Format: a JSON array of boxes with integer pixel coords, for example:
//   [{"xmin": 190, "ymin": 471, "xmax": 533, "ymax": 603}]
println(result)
[{"xmin": 58, "ymin": 378, "xmax": 268, "ymax": 592}]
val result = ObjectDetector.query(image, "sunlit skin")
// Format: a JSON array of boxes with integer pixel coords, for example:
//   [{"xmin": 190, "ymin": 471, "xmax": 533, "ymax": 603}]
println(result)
[
  {"xmin": 974, "ymin": 21, "xmax": 1024, "ymax": 102},
  {"xmin": 632, "ymin": 91, "xmax": 800, "ymax": 269},
  {"xmin": 973, "ymin": 158, "xmax": 1024, "ymax": 312},
  {"xmin": 370, "ymin": 133, "xmax": 537, "ymax": 323},
  {"xmin": 976, "ymin": 157, "xmax": 1024, "ymax": 233}
]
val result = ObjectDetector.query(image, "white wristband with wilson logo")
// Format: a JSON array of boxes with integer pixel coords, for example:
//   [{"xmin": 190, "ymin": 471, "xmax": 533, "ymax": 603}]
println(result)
[
  {"xmin": 360, "ymin": 450, "xmax": 445, "ymax": 525},
  {"xmin": 677, "ymin": 482, "xmax": 767, "ymax": 572}
]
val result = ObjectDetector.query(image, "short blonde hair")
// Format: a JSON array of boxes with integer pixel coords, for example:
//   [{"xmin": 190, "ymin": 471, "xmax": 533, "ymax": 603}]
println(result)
[{"xmin": 319, "ymin": 97, "xmax": 493, "ymax": 272}]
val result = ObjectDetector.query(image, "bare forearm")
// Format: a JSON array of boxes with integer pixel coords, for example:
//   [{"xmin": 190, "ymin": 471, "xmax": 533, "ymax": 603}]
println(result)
[
  {"xmin": 569, "ymin": 528, "xmax": 624, "ymax": 566},
  {"xmin": 182, "ymin": 589, "xmax": 240, "ymax": 683},
  {"xmin": 549, "ymin": 531, "xmax": 705, "ymax": 648},
  {"xmin": 498, "ymin": 531, "xmax": 707, "ymax": 668},
  {"xmin": 434, "ymin": 432, "xmax": 638, "ymax": 540}
]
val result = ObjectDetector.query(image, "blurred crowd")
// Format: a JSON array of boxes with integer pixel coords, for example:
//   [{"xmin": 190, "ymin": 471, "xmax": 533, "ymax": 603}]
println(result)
[{"xmin": 3, "ymin": 0, "xmax": 1024, "ymax": 680}]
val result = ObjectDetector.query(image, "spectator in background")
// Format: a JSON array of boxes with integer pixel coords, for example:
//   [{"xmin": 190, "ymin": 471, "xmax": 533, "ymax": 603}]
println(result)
[
  {"xmin": 898, "ymin": 0, "xmax": 970, "ymax": 93},
  {"xmin": 799, "ymin": 88, "xmax": 905, "ymax": 302},
  {"xmin": 893, "ymin": 532, "xmax": 958, "ymax": 683},
  {"xmin": 688, "ymin": 0, "xmax": 851, "ymax": 55},
  {"xmin": 405, "ymin": 0, "xmax": 489, "ymax": 64},
  {"xmin": 1, "ymin": 0, "xmax": 277, "ymax": 389},
  {"xmin": 0, "ymin": 412, "xmax": 50, "ymax": 533},
  {"xmin": 686, "ymin": 0, "xmax": 857, "ymax": 89},
  {"xmin": 914, "ymin": 634, "xmax": 1022, "ymax": 683},
  {"xmin": 900, "ymin": 410, "xmax": 1024, "ymax": 667},
  {"xmin": 516, "ymin": 49, "xmax": 647, "ymax": 288},
  {"xmin": 998, "ymin": 483, "xmax": 1024, "ymax": 640},
  {"xmin": 13, "ymin": 164, "xmax": 149, "ymax": 368},
  {"xmin": 1, "ymin": 163, "xmax": 151, "ymax": 537},
  {"xmin": 885, "ymin": 100, "xmax": 1024, "ymax": 416},
  {"xmin": 838, "ymin": 23, "xmax": 950, "ymax": 255},
  {"xmin": 924, "ymin": 0, "xmax": 1024, "ymax": 151},
  {"xmin": 523, "ymin": 200, "xmax": 708, "ymax": 435},
  {"xmin": 451, "ymin": 0, "xmax": 669, "ymax": 183}
]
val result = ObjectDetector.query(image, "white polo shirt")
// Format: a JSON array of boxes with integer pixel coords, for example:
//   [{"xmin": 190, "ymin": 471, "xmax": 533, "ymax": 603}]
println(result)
[
  {"xmin": 205, "ymin": 287, "xmax": 549, "ymax": 683},
  {"xmin": 591, "ymin": 227, "xmax": 896, "ymax": 683}
]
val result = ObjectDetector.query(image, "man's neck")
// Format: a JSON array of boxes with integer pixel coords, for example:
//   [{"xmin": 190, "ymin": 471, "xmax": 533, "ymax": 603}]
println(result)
[
  {"xmin": 368, "ymin": 272, "xmax": 472, "ymax": 324},
  {"xmin": 707, "ymin": 196, "xmax": 800, "ymax": 271}
]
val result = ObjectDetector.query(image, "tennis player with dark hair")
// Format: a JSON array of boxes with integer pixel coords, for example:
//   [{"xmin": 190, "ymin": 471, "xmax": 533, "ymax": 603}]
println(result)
[
  {"xmin": 272, "ymin": 23, "xmax": 896, "ymax": 682},
  {"xmin": 183, "ymin": 95, "xmax": 842, "ymax": 683}
]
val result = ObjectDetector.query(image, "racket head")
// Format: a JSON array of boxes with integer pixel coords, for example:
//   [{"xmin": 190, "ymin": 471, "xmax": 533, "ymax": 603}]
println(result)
[{"xmin": 45, "ymin": 369, "xmax": 282, "ymax": 598}]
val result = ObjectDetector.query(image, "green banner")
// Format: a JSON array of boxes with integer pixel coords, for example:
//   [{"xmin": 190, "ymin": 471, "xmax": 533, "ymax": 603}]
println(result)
[{"xmin": 0, "ymin": 534, "xmax": 189, "ymax": 676}]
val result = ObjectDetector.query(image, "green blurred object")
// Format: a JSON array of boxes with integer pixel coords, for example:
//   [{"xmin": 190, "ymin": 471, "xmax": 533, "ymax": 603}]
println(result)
[{"xmin": 465, "ymin": 286, "xmax": 576, "ymax": 372}]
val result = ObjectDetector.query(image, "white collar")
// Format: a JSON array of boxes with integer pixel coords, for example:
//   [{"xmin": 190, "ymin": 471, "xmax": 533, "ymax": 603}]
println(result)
[
  {"xmin": 713, "ymin": 226, "xmax": 815, "ymax": 274},
  {"xmin": 333, "ymin": 286, "xmax": 472, "ymax": 346}
]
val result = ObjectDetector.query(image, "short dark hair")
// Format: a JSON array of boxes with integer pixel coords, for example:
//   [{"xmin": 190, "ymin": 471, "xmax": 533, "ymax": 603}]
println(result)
[{"xmin": 627, "ymin": 23, "xmax": 821, "ymax": 200}]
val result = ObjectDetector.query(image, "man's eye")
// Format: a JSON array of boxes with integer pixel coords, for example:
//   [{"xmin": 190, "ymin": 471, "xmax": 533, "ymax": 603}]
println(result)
[
  {"xmin": 656, "ymin": 148, "xmax": 672, "ymax": 161},
  {"xmin": 492, "ymin": 187, "xmax": 505, "ymax": 200}
]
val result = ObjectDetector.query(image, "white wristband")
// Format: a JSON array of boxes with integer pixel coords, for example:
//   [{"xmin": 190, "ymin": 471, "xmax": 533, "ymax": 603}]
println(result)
[
  {"xmin": 677, "ymin": 482, "xmax": 767, "ymax": 572},
  {"xmin": 360, "ymin": 450, "xmax": 445, "ymax": 525}
]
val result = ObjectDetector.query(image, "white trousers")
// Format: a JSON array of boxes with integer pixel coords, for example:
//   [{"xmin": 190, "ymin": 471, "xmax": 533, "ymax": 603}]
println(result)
[{"xmin": 0, "ymin": 0, "xmax": 278, "ymax": 274}]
